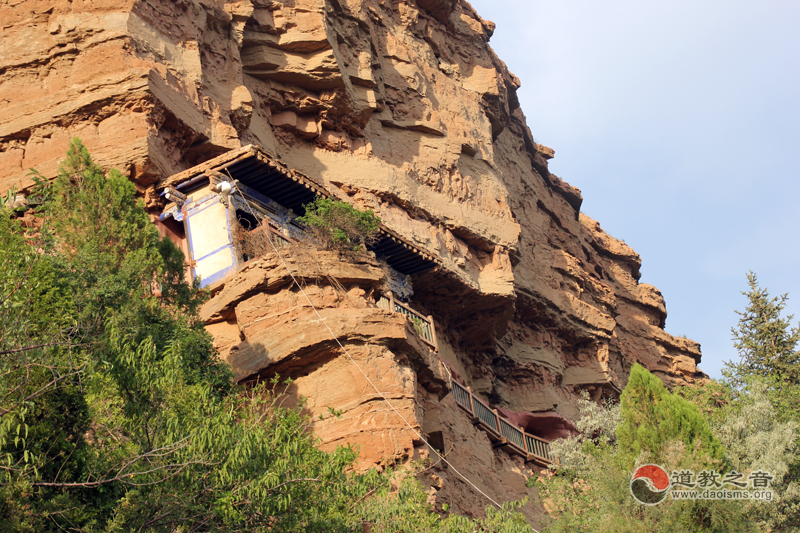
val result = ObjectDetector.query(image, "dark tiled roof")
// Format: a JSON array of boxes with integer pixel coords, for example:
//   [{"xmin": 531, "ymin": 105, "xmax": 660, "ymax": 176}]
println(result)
[{"xmin": 157, "ymin": 146, "xmax": 438, "ymax": 275}]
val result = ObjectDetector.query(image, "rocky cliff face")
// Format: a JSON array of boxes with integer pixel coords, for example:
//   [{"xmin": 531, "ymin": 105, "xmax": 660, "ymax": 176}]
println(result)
[
  {"xmin": 1, "ymin": 0, "xmax": 704, "ymax": 521},
  {"xmin": 200, "ymin": 249, "xmax": 450, "ymax": 468}
]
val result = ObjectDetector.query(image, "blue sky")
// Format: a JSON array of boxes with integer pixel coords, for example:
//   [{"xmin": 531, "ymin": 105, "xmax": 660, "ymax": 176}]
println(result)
[{"xmin": 467, "ymin": 0, "xmax": 800, "ymax": 378}]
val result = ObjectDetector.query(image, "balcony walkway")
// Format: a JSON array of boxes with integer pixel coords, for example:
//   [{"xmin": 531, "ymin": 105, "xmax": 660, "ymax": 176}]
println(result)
[{"xmin": 376, "ymin": 294, "xmax": 556, "ymax": 466}]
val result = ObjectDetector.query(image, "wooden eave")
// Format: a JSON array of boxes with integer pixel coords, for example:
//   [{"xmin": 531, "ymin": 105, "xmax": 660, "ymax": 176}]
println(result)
[{"xmin": 156, "ymin": 146, "xmax": 439, "ymax": 275}]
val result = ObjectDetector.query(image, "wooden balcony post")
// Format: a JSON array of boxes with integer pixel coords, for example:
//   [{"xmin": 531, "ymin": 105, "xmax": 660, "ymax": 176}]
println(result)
[
  {"xmin": 467, "ymin": 386, "xmax": 475, "ymax": 416},
  {"xmin": 388, "ymin": 291, "xmax": 396, "ymax": 313},
  {"xmin": 427, "ymin": 314, "xmax": 438, "ymax": 352},
  {"xmin": 492, "ymin": 409, "xmax": 501, "ymax": 433}
]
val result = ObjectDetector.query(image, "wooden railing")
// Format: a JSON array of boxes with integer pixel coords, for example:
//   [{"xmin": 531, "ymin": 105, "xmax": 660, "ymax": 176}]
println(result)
[
  {"xmin": 450, "ymin": 380, "xmax": 555, "ymax": 465},
  {"xmin": 377, "ymin": 294, "xmax": 437, "ymax": 351},
  {"xmin": 266, "ymin": 224, "xmax": 293, "ymax": 248},
  {"xmin": 373, "ymin": 291, "xmax": 554, "ymax": 465}
]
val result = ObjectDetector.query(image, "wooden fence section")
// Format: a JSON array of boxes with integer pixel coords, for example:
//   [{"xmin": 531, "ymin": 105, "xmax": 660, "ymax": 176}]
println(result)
[
  {"xmin": 266, "ymin": 224, "xmax": 293, "ymax": 248},
  {"xmin": 450, "ymin": 380, "xmax": 555, "ymax": 465},
  {"xmin": 377, "ymin": 294, "xmax": 437, "ymax": 351},
  {"xmin": 373, "ymin": 292, "xmax": 554, "ymax": 465}
]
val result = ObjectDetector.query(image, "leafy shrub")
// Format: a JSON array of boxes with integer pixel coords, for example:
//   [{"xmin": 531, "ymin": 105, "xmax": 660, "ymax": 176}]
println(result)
[
  {"xmin": 409, "ymin": 315, "xmax": 427, "ymax": 337},
  {"xmin": 361, "ymin": 478, "xmax": 533, "ymax": 533},
  {"xmin": 547, "ymin": 391, "xmax": 620, "ymax": 473},
  {"xmin": 297, "ymin": 197, "xmax": 380, "ymax": 252},
  {"xmin": 710, "ymin": 380, "xmax": 800, "ymax": 531}
]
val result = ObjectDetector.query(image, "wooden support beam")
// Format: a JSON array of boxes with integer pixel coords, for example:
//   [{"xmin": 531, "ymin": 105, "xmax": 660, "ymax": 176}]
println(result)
[
  {"xmin": 484, "ymin": 428, "xmax": 503, "ymax": 444},
  {"xmin": 493, "ymin": 438, "xmax": 510, "ymax": 449},
  {"xmin": 427, "ymin": 314, "xmax": 438, "ymax": 352},
  {"xmin": 525, "ymin": 454, "xmax": 551, "ymax": 467},
  {"xmin": 467, "ymin": 387, "xmax": 475, "ymax": 415}
]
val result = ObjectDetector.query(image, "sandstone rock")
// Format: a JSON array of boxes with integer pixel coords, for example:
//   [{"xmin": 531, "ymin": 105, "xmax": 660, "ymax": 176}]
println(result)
[
  {"xmin": 200, "ymin": 249, "xmax": 385, "ymax": 323},
  {"xmin": 417, "ymin": 0, "xmax": 458, "ymax": 24},
  {"xmin": 0, "ymin": 0, "xmax": 707, "ymax": 522},
  {"xmin": 229, "ymin": 85, "xmax": 254, "ymax": 131},
  {"xmin": 197, "ymin": 249, "xmax": 450, "ymax": 470},
  {"xmin": 242, "ymin": 45, "xmax": 343, "ymax": 90}
]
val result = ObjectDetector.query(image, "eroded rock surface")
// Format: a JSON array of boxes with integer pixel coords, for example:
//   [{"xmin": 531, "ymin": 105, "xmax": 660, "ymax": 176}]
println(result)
[
  {"xmin": 2, "ymin": 0, "xmax": 703, "ymax": 521},
  {"xmin": 202, "ymin": 248, "xmax": 449, "ymax": 469}
]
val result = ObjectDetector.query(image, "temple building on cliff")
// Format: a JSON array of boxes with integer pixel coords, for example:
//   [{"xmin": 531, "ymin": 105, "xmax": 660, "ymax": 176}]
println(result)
[{"xmin": 153, "ymin": 144, "xmax": 567, "ymax": 469}]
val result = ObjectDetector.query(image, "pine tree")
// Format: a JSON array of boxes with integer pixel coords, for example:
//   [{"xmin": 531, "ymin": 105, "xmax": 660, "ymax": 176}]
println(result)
[
  {"xmin": 725, "ymin": 272, "xmax": 800, "ymax": 388},
  {"xmin": 617, "ymin": 364, "xmax": 725, "ymax": 467}
]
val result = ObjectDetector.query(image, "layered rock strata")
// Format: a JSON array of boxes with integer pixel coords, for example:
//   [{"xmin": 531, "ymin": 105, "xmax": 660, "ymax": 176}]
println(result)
[
  {"xmin": 201, "ymin": 249, "xmax": 449, "ymax": 468},
  {"xmin": 1, "ymin": 0, "xmax": 703, "ymax": 521}
]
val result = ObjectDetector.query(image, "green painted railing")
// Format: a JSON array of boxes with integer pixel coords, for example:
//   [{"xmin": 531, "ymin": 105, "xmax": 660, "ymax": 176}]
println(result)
[
  {"xmin": 377, "ymin": 294, "xmax": 437, "ymax": 350},
  {"xmin": 451, "ymin": 380, "xmax": 554, "ymax": 465},
  {"xmin": 473, "ymin": 396, "xmax": 498, "ymax": 430}
]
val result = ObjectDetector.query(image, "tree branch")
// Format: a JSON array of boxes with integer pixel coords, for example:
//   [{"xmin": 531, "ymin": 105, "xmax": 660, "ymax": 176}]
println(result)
[
  {"xmin": 265, "ymin": 477, "xmax": 321, "ymax": 494},
  {"xmin": 0, "ymin": 341, "xmax": 89, "ymax": 356}
]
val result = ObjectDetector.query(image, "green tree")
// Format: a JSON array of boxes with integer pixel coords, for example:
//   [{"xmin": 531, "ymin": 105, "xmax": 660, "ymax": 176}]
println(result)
[
  {"xmin": 719, "ymin": 273, "xmax": 800, "ymax": 531},
  {"xmin": 0, "ymin": 139, "xmax": 232, "ymax": 530},
  {"xmin": 617, "ymin": 364, "xmax": 725, "ymax": 468},
  {"xmin": 710, "ymin": 381, "xmax": 800, "ymax": 531},
  {"xmin": 724, "ymin": 272, "xmax": 800, "ymax": 417},
  {"xmin": 538, "ymin": 366, "xmax": 752, "ymax": 533},
  {"xmin": 726, "ymin": 272, "xmax": 800, "ymax": 384},
  {"xmin": 297, "ymin": 196, "xmax": 381, "ymax": 252}
]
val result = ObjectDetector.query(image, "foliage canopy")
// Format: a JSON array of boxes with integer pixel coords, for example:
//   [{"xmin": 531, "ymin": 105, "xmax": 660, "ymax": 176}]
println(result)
[
  {"xmin": 539, "ymin": 365, "xmax": 756, "ymax": 533},
  {"xmin": 297, "ymin": 196, "xmax": 381, "ymax": 252},
  {"xmin": 724, "ymin": 272, "xmax": 800, "ymax": 420},
  {"xmin": 618, "ymin": 364, "xmax": 725, "ymax": 468}
]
